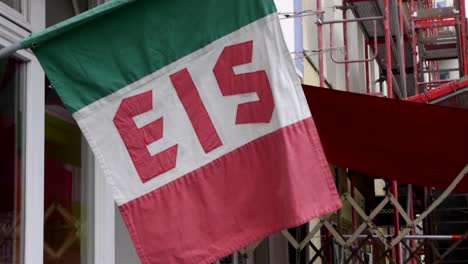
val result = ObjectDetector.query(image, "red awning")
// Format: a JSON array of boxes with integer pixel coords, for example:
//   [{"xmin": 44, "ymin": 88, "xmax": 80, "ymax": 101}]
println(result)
[{"xmin": 303, "ymin": 85, "xmax": 468, "ymax": 191}]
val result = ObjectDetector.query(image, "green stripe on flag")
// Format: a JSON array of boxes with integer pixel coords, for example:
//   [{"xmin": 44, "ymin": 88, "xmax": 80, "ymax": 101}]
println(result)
[{"xmin": 28, "ymin": 0, "xmax": 277, "ymax": 113}]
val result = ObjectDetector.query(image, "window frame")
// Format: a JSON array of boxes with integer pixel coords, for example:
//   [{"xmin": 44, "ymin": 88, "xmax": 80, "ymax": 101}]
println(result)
[
  {"xmin": 88, "ymin": 1, "xmax": 115, "ymax": 264},
  {"xmin": 0, "ymin": 0, "xmax": 31, "ymax": 32},
  {"xmin": 0, "ymin": 2, "xmax": 44, "ymax": 263}
]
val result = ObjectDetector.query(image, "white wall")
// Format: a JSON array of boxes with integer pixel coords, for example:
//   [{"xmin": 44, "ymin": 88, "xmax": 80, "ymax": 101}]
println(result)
[
  {"xmin": 303, "ymin": 0, "xmax": 373, "ymax": 93},
  {"xmin": 274, "ymin": 0, "xmax": 295, "ymax": 54},
  {"xmin": 274, "ymin": 0, "xmax": 304, "ymax": 77},
  {"xmin": 346, "ymin": 11, "xmax": 367, "ymax": 94}
]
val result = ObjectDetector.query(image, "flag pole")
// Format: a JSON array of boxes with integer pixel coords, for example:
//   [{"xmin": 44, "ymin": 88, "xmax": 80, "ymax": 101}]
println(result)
[{"xmin": 0, "ymin": 42, "xmax": 24, "ymax": 59}]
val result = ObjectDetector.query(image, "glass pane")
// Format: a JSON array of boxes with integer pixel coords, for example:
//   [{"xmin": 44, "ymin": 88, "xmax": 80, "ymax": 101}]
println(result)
[
  {"xmin": 0, "ymin": 58, "xmax": 22, "ymax": 264},
  {"xmin": 44, "ymin": 89, "xmax": 92, "ymax": 263},
  {"xmin": 0, "ymin": 0, "xmax": 21, "ymax": 12}
]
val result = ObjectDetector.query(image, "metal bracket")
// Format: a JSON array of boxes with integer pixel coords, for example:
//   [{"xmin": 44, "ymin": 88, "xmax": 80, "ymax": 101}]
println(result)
[{"xmin": 320, "ymin": 17, "xmax": 383, "ymax": 64}]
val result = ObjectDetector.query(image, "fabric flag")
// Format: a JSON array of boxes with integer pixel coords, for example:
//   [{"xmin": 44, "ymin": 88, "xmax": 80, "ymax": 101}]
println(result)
[{"xmin": 23, "ymin": 0, "xmax": 341, "ymax": 263}]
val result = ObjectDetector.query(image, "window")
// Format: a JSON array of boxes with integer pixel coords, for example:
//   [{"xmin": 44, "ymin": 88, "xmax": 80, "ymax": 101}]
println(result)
[
  {"xmin": 0, "ymin": 0, "xmax": 21, "ymax": 12},
  {"xmin": 0, "ymin": 57, "xmax": 23, "ymax": 264},
  {"xmin": 43, "ymin": 82, "xmax": 94, "ymax": 263}
]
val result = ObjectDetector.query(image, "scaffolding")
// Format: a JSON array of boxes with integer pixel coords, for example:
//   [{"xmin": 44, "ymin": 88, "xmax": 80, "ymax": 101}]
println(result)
[{"xmin": 307, "ymin": 1, "xmax": 468, "ymax": 262}]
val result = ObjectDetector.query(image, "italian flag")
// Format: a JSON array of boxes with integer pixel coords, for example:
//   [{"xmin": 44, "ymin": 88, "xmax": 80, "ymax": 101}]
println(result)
[{"xmin": 24, "ymin": 0, "xmax": 341, "ymax": 263}]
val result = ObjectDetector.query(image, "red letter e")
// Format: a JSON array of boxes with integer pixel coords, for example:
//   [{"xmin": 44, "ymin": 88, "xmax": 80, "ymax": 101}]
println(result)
[{"xmin": 114, "ymin": 91, "xmax": 178, "ymax": 183}]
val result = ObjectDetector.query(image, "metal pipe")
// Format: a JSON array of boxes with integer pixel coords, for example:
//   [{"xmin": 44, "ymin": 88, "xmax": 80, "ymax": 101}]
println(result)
[
  {"xmin": 384, "ymin": 0, "xmax": 393, "ymax": 98},
  {"xmin": 429, "ymin": 88, "xmax": 468, "ymax": 104},
  {"xmin": 417, "ymin": 80, "xmax": 455, "ymax": 88},
  {"xmin": 319, "ymin": 16, "xmax": 384, "ymax": 24},
  {"xmin": 459, "ymin": 0, "xmax": 468, "ymax": 75},
  {"xmin": 414, "ymin": 18, "xmax": 457, "ymax": 29},
  {"xmin": 427, "ymin": 60, "xmax": 433, "ymax": 84},
  {"xmin": 326, "ymin": 230, "xmax": 332, "ymax": 263},
  {"xmin": 343, "ymin": 2, "xmax": 350, "ymax": 92},
  {"xmin": 405, "ymin": 184, "xmax": 414, "ymax": 264},
  {"xmin": 0, "ymin": 42, "xmax": 23, "ymax": 59},
  {"xmin": 410, "ymin": 0, "xmax": 419, "ymax": 95},
  {"xmin": 422, "ymin": 68, "xmax": 459, "ymax": 73},
  {"xmin": 412, "ymin": 14, "xmax": 459, "ymax": 22},
  {"xmin": 392, "ymin": 71, "xmax": 403, "ymax": 98},
  {"xmin": 406, "ymin": 77, "xmax": 468, "ymax": 103},
  {"xmin": 385, "ymin": 2, "xmax": 399, "ymax": 261},
  {"xmin": 330, "ymin": 20, "xmax": 380, "ymax": 64},
  {"xmin": 409, "ymin": 185, "xmax": 417, "ymax": 264},
  {"xmin": 350, "ymin": 175, "xmax": 358, "ymax": 232},
  {"xmin": 422, "ymin": 187, "xmax": 432, "ymax": 263},
  {"xmin": 365, "ymin": 43, "xmax": 371, "ymax": 93},
  {"xmin": 397, "ymin": 0, "xmax": 408, "ymax": 98},
  {"xmin": 71, "ymin": 0, "xmax": 81, "ymax": 15},
  {"xmin": 405, "ymin": 185, "xmax": 411, "ymax": 256},
  {"xmin": 392, "ymin": 181, "xmax": 402, "ymax": 264},
  {"xmin": 317, "ymin": 0, "xmax": 325, "ymax": 87},
  {"xmin": 433, "ymin": 61, "xmax": 439, "ymax": 81},
  {"xmin": 341, "ymin": 235, "xmax": 468, "ymax": 241},
  {"xmin": 335, "ymin": 168, "xmax": 343, "ymax": 263}
]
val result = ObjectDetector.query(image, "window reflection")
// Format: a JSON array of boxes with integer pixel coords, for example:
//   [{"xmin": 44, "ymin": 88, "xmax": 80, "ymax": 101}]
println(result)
[
  {"xmin": 0, "ymin": 58, "xmax": 22, "ymax": 264},
  {"xmin": 44, "ymin": 81, "xmax": 88, "ymax": 264}
]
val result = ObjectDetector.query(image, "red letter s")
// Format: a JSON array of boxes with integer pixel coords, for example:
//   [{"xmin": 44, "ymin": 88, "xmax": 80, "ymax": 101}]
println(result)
[{"xmin": 213, "ymin": 40, "xmax": 274, "ymax": 124}]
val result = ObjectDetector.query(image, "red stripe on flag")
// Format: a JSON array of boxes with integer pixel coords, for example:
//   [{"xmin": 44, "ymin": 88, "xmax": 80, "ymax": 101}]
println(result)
[{"xmin": 119, "ymin": 117, "xmax": 341, "ymax": 264}]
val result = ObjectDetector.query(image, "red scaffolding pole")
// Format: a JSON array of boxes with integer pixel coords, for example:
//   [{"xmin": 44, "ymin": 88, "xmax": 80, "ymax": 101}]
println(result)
[
  {"xmin": 410, "ymin": 0, "xmax": 420, "ymax": 95},
  {"xmin": 384, "ymin": 0, "xmax": 393, "ymax": 98},
  {"xmin": 318, "ymin": 0, "xmax": 325, "ymax": 88},
  {"xmin": 459, "ymin": 0, "xmax": 468, "ymax": 75},
  {"xmin": 398, "ymin": 0, "xmax": 407, "ymax": 98},
  {"xmin": 365, "ymin": 43, "xmax": 371, "ymax": 93},
  {"xmin": 406, "ymin": 77, "xmax": 468, "ymax": 103},
  {"xmin": 385, "ymin": 1, "xmax": 401, "ymax": 263}
]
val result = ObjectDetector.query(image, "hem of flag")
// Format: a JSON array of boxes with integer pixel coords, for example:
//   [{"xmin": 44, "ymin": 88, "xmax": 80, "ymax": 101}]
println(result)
[{"xmin": 123, "ymin": 199, "xmax": 341, "ymax": 264}]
